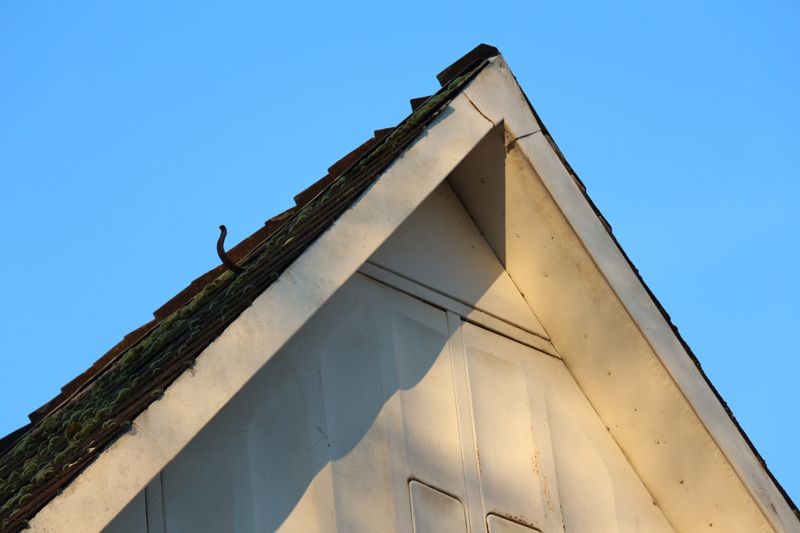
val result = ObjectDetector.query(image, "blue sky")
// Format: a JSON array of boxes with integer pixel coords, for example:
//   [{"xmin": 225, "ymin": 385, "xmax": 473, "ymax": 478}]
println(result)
[{"xmin": 1, "ymin": 0, "xmax": 798, "ymax": 504}]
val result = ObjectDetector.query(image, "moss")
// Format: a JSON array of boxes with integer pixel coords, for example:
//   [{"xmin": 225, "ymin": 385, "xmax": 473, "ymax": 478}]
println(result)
[
  {"xmin": 74, "ymin": 415, "xmax": 101, "ymax": 441},
  {"xmin": 0, "ymin": 484, "xmax": 34, "ymax": 517},
  {"xmin": 5, "ymin": 472, "xmax": 19, "ymax": 487},
  {"xmin": 113, "ymin": 387, "xmax": 132, "ymax": 405},
  {"xmin": 45, "ymin": 434, "xmax": 65, "ymax": 452},
  {"xmin": 19, "ymin": 460, "xmax": 38, "ymax": 481},
  {"xmin": 100, "ymin": 419, "xmax": 118, "ymax": 431},
  {"xmin": 50, "ymin": 450, "xmax": 68, "ymax": 467},
  {"xmin": 31, "ymin": 465, "xmax": 54, "ymax": 485},
  {"xmin": 120, "ymin": 350, "xmax": 138, "ymax": 367},
  {"xmin": 63, "ymin": 422, "xmax": 81, "ymax": 440},
  {"xmin": 149, "ymin": 388, "xmax": 165, "ymax": 401}
]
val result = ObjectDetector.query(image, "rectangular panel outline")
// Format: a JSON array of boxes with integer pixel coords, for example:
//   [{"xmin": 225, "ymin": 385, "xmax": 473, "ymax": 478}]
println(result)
[
  {"xmin": 457, "ymin": 320, "xmax": 568, "ymax": 533},
  {"xmin": 409, "ymin": 478, "xmax": 469, "ymax": 533},
  {"xmin": 144, "ymin": 474, "xmax": 165, "ymax": 533},
  {"xmin": 447, "ymin": 311, "xmax": 487, "ymax": 533},
  {"xmin": 359, "ymin": 263, "xmax": 559, "ymax": 358},
  {"xmin": 486, "ymin": 512, "xmax": 542, "ymax": 532}
]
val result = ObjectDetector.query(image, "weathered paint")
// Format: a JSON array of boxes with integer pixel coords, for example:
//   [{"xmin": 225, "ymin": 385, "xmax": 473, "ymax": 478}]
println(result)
[{"xmin": 104, "ymin": 273, "xmax": 672, "ymax": 533}]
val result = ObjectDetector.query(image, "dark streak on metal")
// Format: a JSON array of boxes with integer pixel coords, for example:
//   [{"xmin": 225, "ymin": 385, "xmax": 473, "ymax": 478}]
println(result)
[
  {"xmin": 464, "ymin": 94, "xmax": 494, "ymax": 126},
  {"xmin": 505, "ymin": 130, "xmax": 541, "ymax": 153}
]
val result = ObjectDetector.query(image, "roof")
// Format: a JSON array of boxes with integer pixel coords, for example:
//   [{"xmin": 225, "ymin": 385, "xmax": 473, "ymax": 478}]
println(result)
[
  {"xmin": 0, "ymin": 44, "xmax": 500, "ymax": 532},
  {"xmin": 1, "ymin": 43, "xmax": 797, "ymax": 532}
]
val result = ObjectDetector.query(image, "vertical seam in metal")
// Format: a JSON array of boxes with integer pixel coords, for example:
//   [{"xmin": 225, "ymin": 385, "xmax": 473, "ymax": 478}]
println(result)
[{"xmin": 446, "ymin": 311, "xmax": 485, "ymax": 532}]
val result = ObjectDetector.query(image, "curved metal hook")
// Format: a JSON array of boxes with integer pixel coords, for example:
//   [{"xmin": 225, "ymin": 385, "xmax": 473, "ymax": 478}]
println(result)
[{"xmin": 217, "ymin": 225, "xmax": 245, "ymax": 274}]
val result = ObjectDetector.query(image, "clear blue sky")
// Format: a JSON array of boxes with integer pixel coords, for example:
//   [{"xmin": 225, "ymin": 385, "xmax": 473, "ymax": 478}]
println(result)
[{"xmin": 1, "ymin": 1, "xmax": 798, "ymax": 503}]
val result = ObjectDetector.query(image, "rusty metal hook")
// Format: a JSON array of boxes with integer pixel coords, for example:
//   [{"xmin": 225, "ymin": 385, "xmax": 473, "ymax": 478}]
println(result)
[{"xmin": 217, "ymin": 225, "xmax": 245, "ymax": 274}]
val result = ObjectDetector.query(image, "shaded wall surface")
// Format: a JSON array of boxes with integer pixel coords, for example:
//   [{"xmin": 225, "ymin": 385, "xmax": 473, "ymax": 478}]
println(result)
[{"xmin": 105, "ymin": 182, "xmax": 671, "ymax": 533}]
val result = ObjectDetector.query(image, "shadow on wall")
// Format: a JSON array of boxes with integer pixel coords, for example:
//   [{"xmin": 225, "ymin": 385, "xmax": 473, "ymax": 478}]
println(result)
[{"xmin": 158, "ymin": 273, "xmax": 456, "ymax": 532}]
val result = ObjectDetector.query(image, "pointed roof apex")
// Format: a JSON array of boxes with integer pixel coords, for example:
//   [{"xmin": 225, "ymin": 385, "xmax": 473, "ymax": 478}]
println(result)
[
  {"xmin": 3, "ymin": 44, "xmax": 798, "ymax": 533},
  {"xmin": 437, "ymin": 43, "xmax": 500, "ymax": 86}
]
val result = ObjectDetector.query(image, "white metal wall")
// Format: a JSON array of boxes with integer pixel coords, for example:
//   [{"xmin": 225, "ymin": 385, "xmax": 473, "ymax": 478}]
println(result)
[
  {"xmin": 105, "ymin": 182, "xmax": 673, "ymax": 533},
  {"xmin": 105, "ymin": 272, "xmax": 671, "ymax": 533}
]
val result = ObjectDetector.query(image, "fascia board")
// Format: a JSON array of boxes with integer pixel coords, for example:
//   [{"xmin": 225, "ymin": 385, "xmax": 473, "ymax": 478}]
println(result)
[
  {"xmin": 27, "ymin": 93, "xmax": 494, "ymax": 533},
  {"xmin": 463, "ymin": 57, "xmax": 797, "ymax": 532}
]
